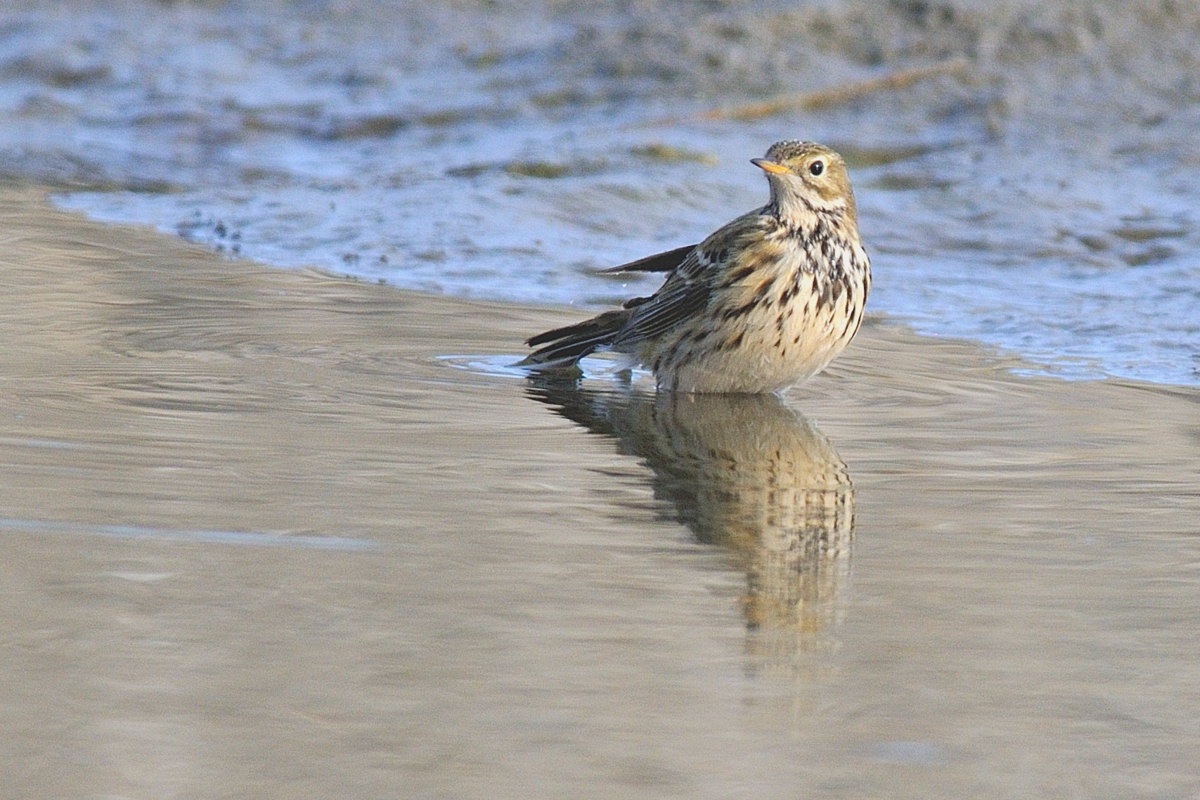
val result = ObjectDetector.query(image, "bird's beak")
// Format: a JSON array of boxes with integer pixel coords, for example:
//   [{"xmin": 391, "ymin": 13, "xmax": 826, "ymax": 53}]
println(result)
[{"xmin": 751, "ymin": 157, "xmax": 790, "ymax": 175}]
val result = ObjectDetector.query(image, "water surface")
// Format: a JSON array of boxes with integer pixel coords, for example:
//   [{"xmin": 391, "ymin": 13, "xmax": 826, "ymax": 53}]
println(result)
[{"xmin": 3, "ymin": 188, "xmax": 1199, "ymax": 798}]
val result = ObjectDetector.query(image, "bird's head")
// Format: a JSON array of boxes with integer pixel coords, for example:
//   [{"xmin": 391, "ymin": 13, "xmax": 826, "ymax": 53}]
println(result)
[{"xmin": 752, "ymin": 140, "xmax": 856, "ymax": 223}]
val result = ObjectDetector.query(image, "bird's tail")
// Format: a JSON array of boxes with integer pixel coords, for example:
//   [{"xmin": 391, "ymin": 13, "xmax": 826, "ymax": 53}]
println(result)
[{"xmin": 517, "ymin": 308, "xmax": 631, "ymax": 368}]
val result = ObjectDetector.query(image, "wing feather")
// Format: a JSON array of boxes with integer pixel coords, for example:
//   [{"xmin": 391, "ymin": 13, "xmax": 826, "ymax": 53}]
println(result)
[
  {"xmin": 597, "ymin": 244, "xmax": 698, "ymax": 275},
  {"xmin": 611, "ymin": 211, "xmax": 769, "ymax": 348}
]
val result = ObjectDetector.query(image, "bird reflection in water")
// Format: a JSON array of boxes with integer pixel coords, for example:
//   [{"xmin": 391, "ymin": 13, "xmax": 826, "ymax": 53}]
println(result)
[{"xmin": 526, "ymin": 375, "xmax": 855, "ymax": 669}]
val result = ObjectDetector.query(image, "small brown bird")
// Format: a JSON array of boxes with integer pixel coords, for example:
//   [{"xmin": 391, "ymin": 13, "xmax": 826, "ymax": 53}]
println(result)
[{"xmin": 520, "ymin": 140, "xmax": 871, "ymax": 393}]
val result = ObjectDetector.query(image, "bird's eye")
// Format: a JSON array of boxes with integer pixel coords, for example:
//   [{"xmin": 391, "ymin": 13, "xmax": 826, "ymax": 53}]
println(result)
[{"xmin": 809, "ymin": 160, "xmax": 825, "ymax": 176}]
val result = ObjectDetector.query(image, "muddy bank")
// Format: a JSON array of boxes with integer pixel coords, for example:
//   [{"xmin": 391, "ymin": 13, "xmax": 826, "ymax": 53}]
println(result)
[{"xmin": 3, "ymin": 0, "xmax": 1198, "ymax": 383}]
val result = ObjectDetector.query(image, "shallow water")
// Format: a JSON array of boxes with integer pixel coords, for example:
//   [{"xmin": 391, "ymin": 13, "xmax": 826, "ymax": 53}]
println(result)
[
  {"xmin": 3, "ymin": 188, "xmax": 1200, "ymax": 798},
  {"xmin": 2, "ymin": 0, "xmax": 1197, "ymax": 384}
]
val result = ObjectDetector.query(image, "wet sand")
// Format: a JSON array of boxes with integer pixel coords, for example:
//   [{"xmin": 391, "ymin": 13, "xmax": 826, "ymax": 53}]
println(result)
[{"xmin": 3, "ymin": 185, "xmax": 1198, "ymax": 798}]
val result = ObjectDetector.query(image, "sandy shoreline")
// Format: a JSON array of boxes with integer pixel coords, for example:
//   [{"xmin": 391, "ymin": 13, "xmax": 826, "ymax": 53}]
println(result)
[{"xmin": 3, "ymin": 184, "xmax": 1198, "ymax": 798}]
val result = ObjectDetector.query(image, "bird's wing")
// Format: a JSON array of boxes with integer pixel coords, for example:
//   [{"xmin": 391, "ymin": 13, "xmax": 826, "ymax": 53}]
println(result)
[
  {"xmin": 610, "ymin": 267, "xmax": 711, "ymax": 345},
  {"xmin": 597, "ymin": 244, "xmax": 697, "ymax": 274},
  {"xmin": 612, "ymin": 211, "xmax": 768, "ymax": 347}
]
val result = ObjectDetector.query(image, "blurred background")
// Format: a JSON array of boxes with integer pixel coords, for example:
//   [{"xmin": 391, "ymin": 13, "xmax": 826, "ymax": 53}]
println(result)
[{"xmin": 2, "ymin": 0, "xmax": 1197, "ymax": 383}]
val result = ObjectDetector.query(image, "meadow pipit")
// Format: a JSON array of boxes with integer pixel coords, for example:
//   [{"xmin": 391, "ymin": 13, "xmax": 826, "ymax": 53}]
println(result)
[{"xmin": 520, "ymin": 140, "xmax": 871, "ymax": 393}]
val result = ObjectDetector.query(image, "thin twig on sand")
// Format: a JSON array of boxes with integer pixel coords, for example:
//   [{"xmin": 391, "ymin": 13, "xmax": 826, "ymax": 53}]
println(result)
[{"xmin": 646, "ymin": 57, "xmax": 971, "ymax": 126}]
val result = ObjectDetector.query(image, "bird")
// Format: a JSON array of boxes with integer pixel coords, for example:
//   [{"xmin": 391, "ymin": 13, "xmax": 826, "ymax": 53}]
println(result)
[{"xmin": 519, "ymin": 140, "xmax": 871, "ymax": 394}]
